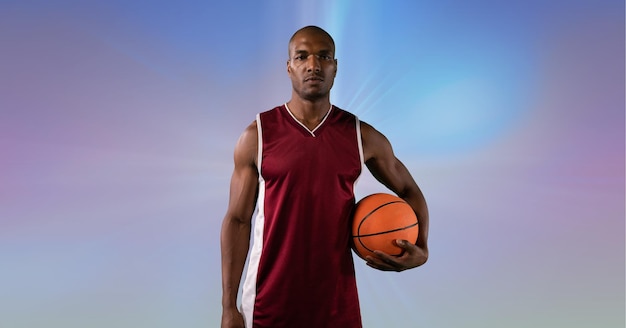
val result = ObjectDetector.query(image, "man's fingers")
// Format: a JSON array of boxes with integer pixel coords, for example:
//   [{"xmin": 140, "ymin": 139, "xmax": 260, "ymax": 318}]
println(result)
[
  {"xmin": 366, "ymin": 251, "xmax": 405, "ymax": 272},
  {"xmin": 395, "ymin": 239, "xmax": 418, "ymax": 254}
]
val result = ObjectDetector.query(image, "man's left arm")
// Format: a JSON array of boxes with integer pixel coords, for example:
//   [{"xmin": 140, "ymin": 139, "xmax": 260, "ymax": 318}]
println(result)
[{"xmin": 360, "ymin": 121, "xmax": 429, "ymax": 271}]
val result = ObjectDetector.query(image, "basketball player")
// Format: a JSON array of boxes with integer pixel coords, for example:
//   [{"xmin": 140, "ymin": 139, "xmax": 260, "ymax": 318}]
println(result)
[{"xmin": 221, "ymin": 26, "xmax": 429, "ymax": 328}]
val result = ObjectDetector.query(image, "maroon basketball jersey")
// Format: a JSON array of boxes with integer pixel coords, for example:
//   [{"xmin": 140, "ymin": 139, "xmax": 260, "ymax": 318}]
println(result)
[{"xmin": 241, "ymin": 104, "xmax": 364, "ymax": 327}]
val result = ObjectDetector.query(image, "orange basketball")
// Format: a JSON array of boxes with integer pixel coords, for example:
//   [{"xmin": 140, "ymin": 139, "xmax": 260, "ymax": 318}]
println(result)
[{"xmin": 351, "ymin": 193, "xmax": 418, "ymax": 260}]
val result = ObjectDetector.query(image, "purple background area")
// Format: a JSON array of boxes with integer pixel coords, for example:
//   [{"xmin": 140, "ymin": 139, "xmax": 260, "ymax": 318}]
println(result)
[{"xmin": 1, "ymin": 1, "xmax": 624, "ymax": 327}]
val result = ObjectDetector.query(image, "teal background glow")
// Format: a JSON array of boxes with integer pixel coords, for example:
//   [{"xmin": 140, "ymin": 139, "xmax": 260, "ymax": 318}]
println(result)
[{"xmin": 1, "ymin": 0, "xmax": 624, "ymax": 327}]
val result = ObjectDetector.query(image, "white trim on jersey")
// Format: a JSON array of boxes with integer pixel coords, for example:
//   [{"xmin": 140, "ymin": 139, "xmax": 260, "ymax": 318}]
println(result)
[
  {"xmin": 255, "ymin": 113, "xmax": 263, "ymax": 175},
  {"xmin": 241, "ymin": 114, "xmax": 266, "ymax": 328},
  {"xmin": 284, "ymin": 102, "xmax": 333, "ymax": 137},
  {"xmin": 355, "ymin": 117, "xmax": 365, "ymax": 167},
  {"xmin": 353, "ymin": 116, "xmax": 365, "ymax": 197}
]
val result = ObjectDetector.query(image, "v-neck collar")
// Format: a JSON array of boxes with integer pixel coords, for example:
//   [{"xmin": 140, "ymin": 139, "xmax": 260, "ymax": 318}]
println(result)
[{"xmin": 284, "ymin": 103, "xmax": 333, "ymax": 137}]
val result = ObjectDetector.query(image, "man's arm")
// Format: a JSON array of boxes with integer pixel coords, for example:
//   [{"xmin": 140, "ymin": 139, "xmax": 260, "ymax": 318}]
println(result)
[
  {"xmin": 361, "ymin": 121, "xmax": 429, "ymax": 271},
  {"xmin": 221, "ymin": 122, "xmax": 259, "ymax": 327}
]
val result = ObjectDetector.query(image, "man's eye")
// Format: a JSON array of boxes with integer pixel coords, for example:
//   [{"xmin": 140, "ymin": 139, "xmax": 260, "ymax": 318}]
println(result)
[
  {"xmin": 295, "ymin": 55, "xmax": 306, "ymax": 60},
  {"xmin": 320, "ymin": 55, "xmax": 332, "ymax": 60}
]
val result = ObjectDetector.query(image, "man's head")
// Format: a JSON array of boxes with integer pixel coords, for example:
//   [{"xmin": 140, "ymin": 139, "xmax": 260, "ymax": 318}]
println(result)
[{"xmin": 287, "ymin": 26, "xmax": 337, "ymax": 102}]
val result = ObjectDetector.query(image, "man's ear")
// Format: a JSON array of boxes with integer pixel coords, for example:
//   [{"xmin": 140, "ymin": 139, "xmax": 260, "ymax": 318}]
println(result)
[{"xmin": 286, "ymin": 60, "xmax": 291, "ymax": 74}]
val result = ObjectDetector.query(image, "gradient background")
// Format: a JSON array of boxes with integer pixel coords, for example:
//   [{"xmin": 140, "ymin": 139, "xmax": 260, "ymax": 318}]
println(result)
[{"xmin": 1, "ymin": 0, "xmax": 624, "ymax": 327}]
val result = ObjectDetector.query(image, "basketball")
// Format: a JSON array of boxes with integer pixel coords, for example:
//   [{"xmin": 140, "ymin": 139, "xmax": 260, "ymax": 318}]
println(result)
[{"xmin": 351, "ymin": 193, "xmax": 419, "ymax": 260}]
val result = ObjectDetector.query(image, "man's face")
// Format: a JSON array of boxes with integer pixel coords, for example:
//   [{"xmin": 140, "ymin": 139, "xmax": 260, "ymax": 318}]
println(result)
[{"xmin": 287, "ymin": 30, "xmax": 337, "ymax": 101}]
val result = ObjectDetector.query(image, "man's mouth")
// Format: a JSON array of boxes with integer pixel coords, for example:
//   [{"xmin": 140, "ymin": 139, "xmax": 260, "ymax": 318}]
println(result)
[{"xmin": 304, "ymin": 76, "xmax": 324, "ymax": 82}]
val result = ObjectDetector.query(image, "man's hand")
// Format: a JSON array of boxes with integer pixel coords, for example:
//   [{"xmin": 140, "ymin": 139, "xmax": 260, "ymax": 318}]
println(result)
[
  {"xmin": 221, "ymin": 307, "xmax": 245, "ymax": 328},
  {"xmin": 365, "ymin": 239, "xmax": 428, "ymax": 272}
]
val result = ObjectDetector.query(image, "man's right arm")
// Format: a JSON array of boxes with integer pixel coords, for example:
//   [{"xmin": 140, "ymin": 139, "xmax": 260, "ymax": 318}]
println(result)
[{"xmin": 221, "ymin": 122, "xmax": 259, "ymax": 328}]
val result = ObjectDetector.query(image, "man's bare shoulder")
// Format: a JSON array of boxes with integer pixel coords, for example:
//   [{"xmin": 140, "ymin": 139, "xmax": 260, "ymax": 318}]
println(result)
[
  {"xmin": 359, "ymin": 120, "xmax": 391, "ymax": 162},
  {"xmin": 234, "ymin": 121, "xmax": 258, "ymax": 166},
  {"xmin": 359, "ymin": 120, "xmax": 375, "ymax": 137},
  {"xmin": 241, "ymin": 120, "xmax": 258, "ymax": 142}
]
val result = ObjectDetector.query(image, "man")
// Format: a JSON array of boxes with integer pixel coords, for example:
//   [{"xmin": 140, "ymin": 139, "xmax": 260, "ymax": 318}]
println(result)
[{"xmin": 221, "ymin": 26, "xmax": 429, "ymax": 328}]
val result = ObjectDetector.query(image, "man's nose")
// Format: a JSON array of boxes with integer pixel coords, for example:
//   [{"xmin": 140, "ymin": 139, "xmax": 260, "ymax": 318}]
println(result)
[{"xmin": 306, "ymin": 55, "xmax": 321, "ymax": 72}]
